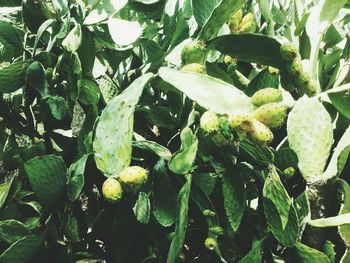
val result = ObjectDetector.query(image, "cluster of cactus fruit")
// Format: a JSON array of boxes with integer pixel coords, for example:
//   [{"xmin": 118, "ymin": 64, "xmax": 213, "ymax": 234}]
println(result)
[
  {"xmin": 280, "ymin": 43, "xmax": 317, "ymax": 96},
  {"xmin": 200, "ymin": 88, "xmax": 288, "ymax": 146},
  {"xmin": 102, "ymin": 166, "xmax": 149, "ymax": 202},
  {"xmin": 180, "ymin": 39, "xmax": 207, "ymax": 74},
  {"xmin": 228, "ymin": 9, "xmax": 256, "ymax": 34}
]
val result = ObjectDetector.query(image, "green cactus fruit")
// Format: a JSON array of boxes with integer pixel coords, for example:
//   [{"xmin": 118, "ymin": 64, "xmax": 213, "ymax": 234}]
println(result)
[
  {"xmin": 253, "ymin": 103, "xmax": 288, "ymax": 128},
  {"xmin": 203, "ymin": 210, "xmax": 216, "ymax": 217},
  {"xmin": 227, "ymin": 112, "xmax": 252, "ymax": 130},
  {"xmin": 280, "ymin": 43, "xmax": 299, "ymax": 62},
  {"xmin": 268, "ymin": 66, "xmax": 279, "ymax": 75},
  {"xmin": 209, "ymin": 226, "xmax": 224, "ymax": 235},
  {"xmin": 219, "ymin": 116, "xmax": 233, "ymax": 140},
  {"xmin": 204, "ymin": 237, "xmax": 217, "ymax": 250},
  {"xmin": 323, "ymin": 240, "xmax": 336, "ymax": 263},
  {"xmin": 304, "ymin": 80, "xmax": 317, "ymax": 97},
  {"xmin": 180, "ymin": 63, "xmax": 206, "ymax": 74},
  {"xmin": 228, "ymin": 9, "xmax": 243, "ymax": 33},
  {"xmin": 294, "ymin": 70, "xmax": 311, "ymax": 88},
  {"xmin": 200, "ymin": 111, "xmax": 219, "ymax": 133},
  {"xmin": 181, "ymin": 39, "xmax": 206, "ymax": 65},
  {"xmin": 283, "ymin": 167, "xmax": 295, "ymax": 179},
  {"xmin": 251, "ymin": 88, "xmax": 283, "ymax": 107},
  {"xmin": 224, "ymin": 55, "xmax": 237, "ymax": 65},
  {"xmin": 248, "ymin": 120, "xmax": 273, "ymax": 144},
  {"xmin": 119, "ymin": 166, "xmax": 149, "ymax": 185},
  {"xmin": 286, "ymin": 58, "xmax": 303, "ymax": 77},
  {"xmin": 211, "ymin": 131, "xmax": 231, "ymax": 147},
  {"xmin": 238, "ymin": 13, "xmax": 256, "ymax": 34},
  {"xmin": 102, "ymin": 178, "xmax": 123, "ymax": 202},
  {"xmin": 0, "ymin": 37, "xmax": 14, "ymax": 62}
]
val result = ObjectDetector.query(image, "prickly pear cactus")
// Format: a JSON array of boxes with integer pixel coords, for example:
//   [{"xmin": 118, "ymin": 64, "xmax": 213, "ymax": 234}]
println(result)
[
  {"xmin": 93, "ymin": 73, "xmax": 153, "ymax": 177},
  {"xmin": 287, "ymin": 97, "xmax": 333, "ymax": 183}
]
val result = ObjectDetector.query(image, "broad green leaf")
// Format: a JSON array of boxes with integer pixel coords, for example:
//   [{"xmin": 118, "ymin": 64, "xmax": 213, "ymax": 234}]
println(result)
[
  {"xmin": 62, "ymin": 206, "xmax": 81, "ymax": 243},
  {"xmin": 338, "ymin": 179, "xmax": 350, "ymax": 247},
  {"xmin": 62, "ymin": 24, "xmax": 82, "ymax": 52},
  {"xmin": 133, "ymin": 140, "xmax": 172, "ymax": 160},
  {"xmin": 323, "ymin": 125, "xmax": 350, "ymax": 180},
  {"xmin": 0, "ymin": 60, "xmax": 33, "ymax": 93},
  {"xmin": 108, "ymin": 18, "xmax": 142, "ymax": 46},
  {"xmin": 239, "ymin": 139, "xmax": 274, "ymax": 166},
  {"xmin": 294, "ymin": 192, "xmax": 310, "ymax": 228},
  {"xmin": 198, "ymin": 0, "xmax": 245, "ymax": 41},
  {"xmin": 0, "ymin": 220, "xmax": 30, "ymax": 244},
  {"xmin": 263, "ymin": 167, "xmax": 299, "ymax": 247},
  {"xmin": 289, "ymin": 242, "xmax": 330, "ymax": 263},
  {"xmin": 208, "ymin": 34, "xmax": 284, "ymax": 68},
  {"xmin": 193, "ymin": 172, "xmax": 217, "ymax": 196},
  {"xmin": 167, "ymin": 174, "xmax": 192, "ymax": 263},
  {"xmin": 168, "ymin": 127, "xmax": 198, "ymax": 175},
  {"xmin": 79, "ymin": 78, "xmax": 101, "ymax": 105},
  {"xmin": 308, "ymin": 213, "xmax": 350, "ymax": 227},
  {"xmin": 24, "ymin": 155, "xmax": 67, "ymax": 208},
  {"xmin": 25, "ymin": 61, "xmax": 49, "ymax": 97},
  {"xmin": 93, "ymin": 73, "xmax": 153, "ymax": 177},
  {"xmin": 0, "ymin": 21, "xmax": 22, "ymax": 50},
  {"xmin": 191, "ymin": 0, "xmax": 217, "ymax": 27},
  {"xmin": 83, "ymin": 0, "xmax": 128, "ymax": 25},
  {"xmin": 78, "ymin": 28, "xmax": 96, "ymax": 75},
  {"xmin": 328, "ymin": 90, "xmax": 350, "ymax": 120},
  {"xmin": 222, "ymin": 170, "xmax": 245, "ymax": 232},
  {"xmin": 47, "ymin": 96, "xmax": 68, "ymax": 120},
  {"xmin": 0, "ymin": 177, "xmax": 13, "ymax": 209},
  {"xmin": 245, "ymin": 68, "xmax": 279, "ymax": 96},
  {"xmin": 67, "ymin": 154, "xmax": 90, "ymax": 202},
  {"xmin": 133, "ymin": 192, "xmax": 151, "ymax": 224},
  {"xmin": 159, "ymin": 67, "xmax": 254, "ymax": 114},
  {"xmin": 0, "ymin": 234, "xmax": 44, "ymax": 263},
  {"xmin": 287, "ymin": 97, "xmax": 333, "ymax": 183},
  {"xmin": 153, "ymin": 159, "xmax": 177, "ymax": 227},
  {"xmin": 274, "ymin": 147, "xmax": 298, "ymax": 171},
  {"xmin": 239, "ymin": 238, "xmax": 264, "ymax": 263}
]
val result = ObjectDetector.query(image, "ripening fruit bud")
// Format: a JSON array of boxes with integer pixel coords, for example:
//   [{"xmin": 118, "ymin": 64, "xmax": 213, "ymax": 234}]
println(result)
[
  {"xmin": 286, "ymin": 58, "xmax": 303, "ymax": 77},
  {"xmin": 251, "ymin": 88, "xmax": 283, "ymax": 107},
  {"xmin": 253, "ymin": 103, "xmax": 288, "ymax": 128},
  {"xmin": 304, "ymin": 80, "xmax": 317, "ymax": 97},
  {"xmin": 248, "ymin": 120, "xmax": 273, "ymax": 144},
  {"xmin": 227, "ymin": 112, "xmax": 252, "ymax": 130},
  {"xmin": 211, "ymin": 131, "xmax": 231, "ymax": 147},
  {"xmin": 203, "ymin": 210, "xmax": 216, "ymax": 217},
  {"xmin": 280, "ymin": 43, "xmax": 299, "ymax": 62},
  {"xmin": 209, "ymin": 226, "xmax": 224, "ymax": 235},
  {"xmin": 200, "ymin": 111, "xmax": 219, "ymax": 133},
  {"xmin": 238, "ymin": 13, "xmax": 256, "ymax": 34},
  {"xmin": 181, "ymin": 39, "xmax": 206, "ymax": 65},
  {"xmin": 228, "ymin": 9, "xmax": 243, "ymax": 33},
  {"xmin": 119, "ymin": 166, "xmax": 148, "ymax": 185},
  {"xmin": 283, "ymin": 167, "xmax": 295, "ymax": 179},
  {"xmin": 180, "ymin": 63, "xmax": 206, "ymax": 74},
  {"xmin": 204, "ymin": 237, "xmax": 217, "ymax": 250},
  {"xmin": 294, "ymin": 71, "xmax": 311, "ymax": 88},
  {"xmin": 102, "ymin": 178, "xmax": 123, "ymax": 202},
  {"xmin": 268, "ymin": 66, "xmax": 279, "ymax": 75},
  {"xmin": 224, "ymin": 55, "xmax": 237, "ymax": 65}
]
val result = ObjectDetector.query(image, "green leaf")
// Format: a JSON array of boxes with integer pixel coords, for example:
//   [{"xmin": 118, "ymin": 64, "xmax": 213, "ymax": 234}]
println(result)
[
  {"xmin": 337, "ymin": 179, "xmax": 350, "ymax": 247},
  {"xmin": 222, "ymin": 169, "xmax": 245, "ymax": 232},
  {"xmin": 108, "ymin": 18, "xmax": 142, "ymax": 46},
  {"xmin": 274, "ymin": 147, "xmax": 298, "ymax": 171},
  {"xmin": 159, "ymin": 67, "xmax": 254, "ymax": 114},
  {"xmin": 191, "ymin": 0, "xmax": 217, "ymax": 27},
  {"xmin": 133, "ymin": 140, "xmax": 172, "ymax": 160},
  {"xmin": 323, "ymin": 125, "xmax": 350, "ymax": 180},
  {"xmin": 62, "ymin": 24, "xmax": 82, "ymax": 52},
  {"xmin": 245, "ymin": 68, "xmax": 279, "ymax": 96},
  {"xmin": 263, "ymin": 167, "xmax": 299, "ymax": 247},
  {"xmin": 67, "ymin": 154, "xmax": 90, "ymax": 202},
  {"xmin": 308, "ymin": 213, "xmax": 350, "ymax": 227},
  {"xmin": 294, "ymin": 192, "xmax": 311, "ymax": 228},
  {"xmin": 239, "ymin": 238, "xmax": 264, "ymax": 263},
  {"xmin": 25, "ymin": 61, "xmax": 49, "ymax": 97},
  {"xmin": 79, "ymin": 78, "xmax": 101, "ymax": 105},
  {"xmin": 0, "ymin": 234, "xmax": 44, "ymax": 263},
  {"xmin": 208, "ymin": 34, "xmax": 284, "ymax": 68},
  {"xmin": 0, "ymin": 177, "xmax": 13, "ymax": 209},
  {"xmin": 78, "ymin": 28, "xmax": 96, "ymax": 76},
  {"xmin": 198, "ymin": 0, "xmax": 245, "ymax": 41},
  {"xmin": 133, "ymin": 192, "xmax": 151, "ymax": 224},
  {"xmin": 93, "ymin": 73, "xmax": 153, "ymax": 177},
  {"xmin": 0, "ymin": 220, "xmax": 30, "ymax": 244},
  {"xmin": 47, "ymin": 96, "xmax": 68, "ymax": 120},
  {"xmin": 153, "ymin": 159, "xmax": 177, "ymax": 227},
  {"xmin": 83, "ymin": 0, "xmax": 128, "ymax": 25},
  {"xmin": 287, "ymin": 97, "xmax": 333, "ymax": 183},
  {"xmin": 193, "ymin": 172, "xmax": 217, "ymax": 196},
  {"xmin": 24, "ymin": 155, "xmax": 67, "ymax": 208},
  {"xmin": 289, "ymin": 242, "xmax": 330, "ymax": 263},
  {"xmin": 0, "ymin": 60, "xmax": 33, "ymax": 93},
  {"xmin": 340, "ymin": 249, "xmax": 350, "ymax": 263},
  {"xmin": 239, "ymin": 139, "xmax": 274, "ymax": 166},
  {"xmin": 0, "ymin": 21, "xmax": 22, "ymax": 50},
  {"xmin": 168, "ymin": 127, "xmax": 198, "ymax": 175},
  {"xmin": 328, "ymin": 90, "xmax": 350, "ymax": 120},
  {"xmin": 167, "ymin": 174, "xmax": 192, "ymax": 263}
]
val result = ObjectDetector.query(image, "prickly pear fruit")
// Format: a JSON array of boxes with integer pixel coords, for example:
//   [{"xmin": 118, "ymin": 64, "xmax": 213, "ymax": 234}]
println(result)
[
  {"xmin": 228, "ymin": 9, "xmax": 243, "ymax": 33},
  {"xmin": 294, "ymin": 70, "xmax": 311, "ymax": 88},
  {"xmin": 286, "ymin": 58, "xmax": 303, "ymax": 77},
  {"xmin": 253, "ymin": 103, "xmax": 288, "ymax": 128},
  {"xmin": 238, "ymin": 13, "xmax": 256, "ymax": 33},
  {"xmin": 251, "ymin": 88, "xmax": 283, "ymax": 107},
  {"xmin": 218, "ymin": 117, "xmax": 233, "ymax": 140},
  {"xmin": 268, "ymin": 66, "xmax": 279, "ymax": 75},
  {"xmin": 248, "ymin": 120, "xmax": 273, "ymax": 144},
  {"xmin": 283, "ymin": 167, "xmax": 295, "ymax": 179},
  {"xmin": 209, "ymin": 226, "xmax": 224, "ymax": 235},
  {"xmin": 224, "ymin": 55, "xmax": 237, "ymax": 65},
  {"xmin": 204, "ymin": 237, "xmax": 217, "ymax": 250},
  {"xmin": 180, "ymin": 63, "xmax": 206, "ymax": 74},
  {"xmin": 280, "ymin": 43, "xmax": 299, "ymax": 62},
  {"xmin": 227, "ymin": 112, "xmax": 252, "ymax": 130},
  {"xmin": 119, "ymin": 166, "xmax": 148, "ymax": 185},
  {"xmin": 102, "ymin": 178, "xmax": 123, "ymax": 202},
  {"xmin": 181, "ymin": 39, "xmax": 206, "ymax": 65},
  {"xmin": 200, "ymin": 111, "xmax": 219, "ymax": 133},
  {"xmin": 304, "ymin": 80, "xmax": 317, "ymax": 97}
]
